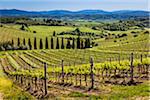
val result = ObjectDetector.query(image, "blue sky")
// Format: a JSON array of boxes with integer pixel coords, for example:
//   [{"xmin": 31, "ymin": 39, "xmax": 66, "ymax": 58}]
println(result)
[{"xmin": 0, "ymin": 0, "xmax": 149, "ymax": 11}]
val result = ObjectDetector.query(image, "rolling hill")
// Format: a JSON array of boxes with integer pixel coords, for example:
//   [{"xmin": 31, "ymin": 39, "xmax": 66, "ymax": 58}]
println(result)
[{"xmin": 0, "ymin": 9, "xmax": 149, "ymax": 20}]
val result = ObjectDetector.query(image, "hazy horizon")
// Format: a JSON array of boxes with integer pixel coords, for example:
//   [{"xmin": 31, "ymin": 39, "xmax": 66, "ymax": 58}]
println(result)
[
  {"xmin": 0, "ymin": 0, "xmax": 149, "ymax": 11},
  {"xmin": 0, "ymin": 8, "xmax": 149, "ymax": 12}
]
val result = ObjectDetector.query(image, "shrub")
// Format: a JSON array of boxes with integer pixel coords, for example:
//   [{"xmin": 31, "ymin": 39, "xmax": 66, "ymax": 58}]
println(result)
[
  {"xmin": 92, "ymin": 26, "xmax": 98, "ymax": 30},
  {"xmin": 95, "ymin": 43, "xmax": 98, "ymax": 46},
  {"xmin": 33, "ymin": 31, "xmax": 36, "ymax": 33},
  {"xmin": 66, "ymin": 39, "xmax": 71, "ymax": 49},
  {"xmin": 20, "ymin": 25, "xmax": 25, "ymax": 30},
  {"xmin": 131, "ymin": 31, "xmax": 136, "ymax": 34},
  {"xmin": 121, "ymin": 33, "xmax": 127, "ymax": 37},
  {"xmin": 133, "ymin": 34, "xmax": 138, "ymax": 37},
  {"xmin": 144, "ymin": 31, "xmax": 149, "ymax": 34},
  {"xmin": 114, "ymin": 40, "xmax": 117, "ymax": 42}
]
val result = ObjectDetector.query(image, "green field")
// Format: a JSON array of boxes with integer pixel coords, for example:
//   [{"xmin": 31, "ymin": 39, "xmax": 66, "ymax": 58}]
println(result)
[{"xmin": 1, "ymin": 24, "xmax": 149, "ymax": 52}]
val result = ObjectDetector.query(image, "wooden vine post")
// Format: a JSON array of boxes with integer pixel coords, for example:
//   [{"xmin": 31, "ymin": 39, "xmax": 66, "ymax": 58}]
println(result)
[
  {"xmin": 61, "ymin": 60, "xmax": 64, "ymax": 83},
  {"xmin": 130, "ymin": 53, "xmax": 134, "ymax": 83},
  {"xmin": 90, "ymin": 57, "xmax": 94, "ymax": 90},
  {"xmin": 44, "ymin": 62, "xmax": 47, "ymax": 95}
]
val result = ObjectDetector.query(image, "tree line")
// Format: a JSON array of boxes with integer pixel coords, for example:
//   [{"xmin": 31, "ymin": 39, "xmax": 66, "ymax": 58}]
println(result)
[{"xmin": 0, "ymin": 37, "xmax": 91, "ymax": 51}]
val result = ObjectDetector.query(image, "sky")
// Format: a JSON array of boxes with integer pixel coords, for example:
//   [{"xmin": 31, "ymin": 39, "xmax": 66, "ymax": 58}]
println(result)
[{"xmin": 0, "ymin": 0, "xmax": 149, "ymax": 11}]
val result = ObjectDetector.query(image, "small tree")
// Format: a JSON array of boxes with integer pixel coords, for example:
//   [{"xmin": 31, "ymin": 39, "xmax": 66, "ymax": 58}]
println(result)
[
  {"xmin": 34, "ymin": 37, "xmax": 37, "ymax": 49},
  {"xmin": 61, "ymin": 37, "xmax": 64, "ymax": 49},
  {"xmin": 77, "ymin": 36, "xmax": 80, "ymax": 49},
  {"xmin": 39, "ymin": 38, "xmax": 43, "ymax": 49},
  {"xmin": 56, "ymin": 37, "xmax": 59, "ymax": 49},
  {"xmin": 17, "ymin": 38, "xmax": 20, "ymax": 47},
  {"xmin": 75, "ymin": 28, "xmax": 80, "ymax": 33},
  {"xmin": 33, "ymin": 31, "xmax": 36, "ymax": 33},
  {"xmin": 72, "ymin": 38, "xmax": 75, "ymax": 49},
  {"xmin": 20, "ymin": 24, "xmax": 25, "ymax": 30},
  {"xmin": 66, "ymin": 39, "xmax": 71, "ymax": 49},
  {"xmin": 28, "ymin": 38, "xmax": 32, "ymax": 50},
  {"xmin": 51, "ymin": 37, "xmax": 54, "ymax": 49},
  {"xmin": 45, "ymin": 37, "xmax": 49, "ymax": 49}
]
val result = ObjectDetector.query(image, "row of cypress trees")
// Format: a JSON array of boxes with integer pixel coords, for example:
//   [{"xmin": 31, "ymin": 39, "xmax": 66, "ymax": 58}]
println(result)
[{"xmin": 14, "ymin": 37, "xmax": 91, "ymax": 50}]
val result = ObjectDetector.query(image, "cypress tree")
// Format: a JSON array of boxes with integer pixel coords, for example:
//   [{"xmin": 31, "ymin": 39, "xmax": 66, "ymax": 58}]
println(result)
[
  {"xmin": 56, "ymin": 37, "xmax": 59, "ymax": 49},
  {"xmin": 87, "ymin": 38, "xmax": 91, "ymax": 48},
  {"xmin": 34, "ymin": 37, "xmax": 37, "ymax": 49},
  {"xmin": 12, "ymin": 39, "xmax": 14, "ymax": 46},
  {"xmin": 84, "ymin": 39, "xmax": 87, "ymax": 48},
  {"xmin": 72, "ymin": 38, "xmax": 75, "ymax": 49},
  {"xmin": 28, "ymin": 38, "xmax": 32, "ymax": 50},
  {"xmin": 85, "ymin": 38, "xmax": 90, "ymax": 48},
  {"xmin": 77, "ymin": 36, "xmax": 80, "ymax": 49},
  {"xmin": 45, "ymin": 37, "xmax": 48, "ymax": 49},
  {"xmin": 81, "ymin": 40, "xmax": 84, "ymax": 49},
  {"xmin": 23, "ymin": 38, "xmax": 26, "ymax": 46},
  {"xmin": 17, "ymin": 37, "xmax": 20, "ymax": 47},
  {"xmin": 66, "ymin": 39, "xmax": 71, "ymax": 49},
  {"xmin": 39, "ymin": 38, "xmax": 43, "ymax": 49},
  {"xmin": 51, "ymin": 37, "xmax": 54, "ymax": 49},
  {"xmin": 53, "ymin": 31, "xmax": 56, "ymax": 36},
  {"xmin": 61, "ymin": 37, "xmax": 64, "ymax": 49}
]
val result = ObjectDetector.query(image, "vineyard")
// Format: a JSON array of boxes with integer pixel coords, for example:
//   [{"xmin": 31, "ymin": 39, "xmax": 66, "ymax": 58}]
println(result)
[
  {"xmin": 0, "ymin": 11, "xmax": 149, "ymax": 99},
  {"xmin": 0, "ymin": 49, "xmax": 149, "ymax": 99}
]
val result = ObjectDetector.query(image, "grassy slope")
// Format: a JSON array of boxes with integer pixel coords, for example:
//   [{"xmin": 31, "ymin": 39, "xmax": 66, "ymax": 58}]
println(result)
[
  {"xmin": 0, "ymin": 77, "xmax": 35, "ymax": 100},
  {"xmin": 0, "ymin": 24, "xmax": 103, "ymax": 49},
  {"xmin": 4, "ymin": 24, "xmax": 102, "ymax": 36},
  {"xmin": 0, "ymin": 24, "xmax": 149, "ymax": 52},
  {"xmin": 93, "ymin": 29, "xmax": 149, "ymax": 52}
]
